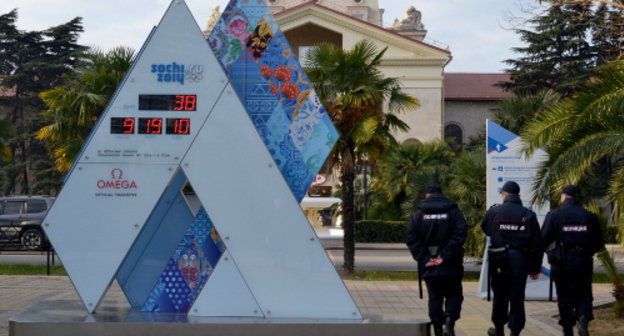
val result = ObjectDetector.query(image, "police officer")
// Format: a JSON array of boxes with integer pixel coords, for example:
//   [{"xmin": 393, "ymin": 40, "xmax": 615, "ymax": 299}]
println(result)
[
  {"xmin": 481, "ymin": 181, "xmax": 542, "ymax": 336},
  {"xmin": 406, "ymin": 184, "xmax": 467, "ymax": 336},
  {"xmin": 542, "ymin": 185, "xmax": 604, "ymax": 336}
]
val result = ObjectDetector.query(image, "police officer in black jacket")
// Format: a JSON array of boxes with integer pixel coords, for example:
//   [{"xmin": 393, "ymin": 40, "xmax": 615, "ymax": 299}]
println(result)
[
  {"xmin": 542, "ymin": 185, "xmax": 604, "ymax": 336},
  {"xmin": 481, "ymin": 181, "xmax": 542, "ymax": 336},
  {"xmin": 406, "ymin": 184, "xmax": 467, "ymax": 336}
]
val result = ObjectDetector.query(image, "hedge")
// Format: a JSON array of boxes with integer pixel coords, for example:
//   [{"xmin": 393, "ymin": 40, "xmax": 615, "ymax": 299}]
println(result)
[
  {"xmin": 354, "ymin": 221, "xmax": 624, "ymax": 246},
  {"xmin": 355, "ymin": 220, "xmax": 408, "ymax": 243}
]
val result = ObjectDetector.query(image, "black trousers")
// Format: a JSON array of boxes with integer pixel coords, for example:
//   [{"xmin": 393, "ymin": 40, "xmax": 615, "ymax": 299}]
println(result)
[
  {"xmin": 491, "ymin": 271, "xmax": 528, "ymax": 333},
  {"xmin": 553, "ymin": 269, "xmax": 593, "ymax": 328},
  {"xmin": 424, "ymin": 276, "xmax": 463, "ymax": 325}
]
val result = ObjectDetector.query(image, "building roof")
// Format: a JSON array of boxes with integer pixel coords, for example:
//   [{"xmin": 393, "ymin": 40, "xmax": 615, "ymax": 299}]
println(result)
[
  {"xmin": 274, "ymin": 2, "xmax": 451, "ymax": 55},
  {"xmin": 444, "ymin": 73, "xmax": 512, "ymax": 101}
]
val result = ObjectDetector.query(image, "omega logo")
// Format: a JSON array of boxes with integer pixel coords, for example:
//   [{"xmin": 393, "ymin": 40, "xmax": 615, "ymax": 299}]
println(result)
[{"xmin": 97, "ymin": 168, "xmax": 138, "ymax": 189}]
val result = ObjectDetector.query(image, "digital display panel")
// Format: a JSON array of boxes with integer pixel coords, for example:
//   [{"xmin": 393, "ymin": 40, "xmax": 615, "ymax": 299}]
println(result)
[
  {"xmin": 166, "ymin": 118, "xmax": 191, "ymax": 135},
  {"xmin": 111, "ymin": 118, "xmax": 135, "ymax": 134},
  {"xmin": 138, "ymin": 118, "xmax": 163, "ymax": 134},
  {"xmin": 139, "ymin": 94, "xmax": 197, "ymax": 111}
]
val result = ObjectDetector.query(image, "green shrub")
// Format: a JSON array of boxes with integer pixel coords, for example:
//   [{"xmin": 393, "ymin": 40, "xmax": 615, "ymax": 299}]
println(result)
[
  {"xmin": 618, "ymin": 225, "xmax": 624, "ymax": 246},
  {"xmin": 355, "ymin": 220, "xmax": 408, "ymax": 243},
  {"xmin": 604, "ymin": 225, "xmax": 620, "ymax": 244}
]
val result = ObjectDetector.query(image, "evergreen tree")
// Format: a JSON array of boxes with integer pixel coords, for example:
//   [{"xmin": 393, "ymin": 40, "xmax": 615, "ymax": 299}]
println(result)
[
  {"xmin": 500, "ymin": 3, "xmax": 595, "ymax": 97},
  {"xmin": 0, "ymin": 9, "xmax": 86, "ymax": 195},
  {"xmin": 592, "ymin": 3, "xmax": 624, "ymax": 64}
]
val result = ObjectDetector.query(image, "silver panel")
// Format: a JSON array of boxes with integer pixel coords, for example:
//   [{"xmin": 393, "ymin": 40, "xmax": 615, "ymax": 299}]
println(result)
[
  {"xmin": 189, "ymin": 251, "xmax": 263, "ymax": 317},
  {"xmin": 43, "ymin": 164, "xmax": 178, "ymax": 312},
  {"xmin": 182, "ymin": 85, "xmax": 361, "ymax": 319}
]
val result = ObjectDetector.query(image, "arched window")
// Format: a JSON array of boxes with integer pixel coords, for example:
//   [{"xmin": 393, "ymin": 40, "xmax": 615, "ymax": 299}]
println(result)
[
  {"xmin": 444, "ymin": 123, "xmax": 463, "ymax": 148},
  {"xmin": 402, "ymin": 138, "xmax": 421, "ymax": 145}
]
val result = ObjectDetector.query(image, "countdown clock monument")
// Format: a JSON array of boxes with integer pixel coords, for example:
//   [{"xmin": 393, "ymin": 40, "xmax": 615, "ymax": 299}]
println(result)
[{"xmin": 10, "ymin": 1, "xmax": 427, "ymax": 335}]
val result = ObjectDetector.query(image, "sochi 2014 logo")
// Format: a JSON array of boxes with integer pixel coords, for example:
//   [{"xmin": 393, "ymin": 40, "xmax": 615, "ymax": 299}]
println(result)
[
  {"xmin": 151, "ymin": 62, "xmax": 204, "ymax": 85},
  {"xmin": 96, "ymin": 168, "xmax": 138, "ymax": 189}
]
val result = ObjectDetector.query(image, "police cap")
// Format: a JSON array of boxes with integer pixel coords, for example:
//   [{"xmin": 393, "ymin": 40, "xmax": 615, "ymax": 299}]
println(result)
[
  {"xmin": 424, "ymin": 184, "xmax": 443, "ymax": 194},
  {"xmin": 501, "ymin": 181, "xmax": 520, "ymax": 194},
  {"xmin": 561, "ymin": 185, "xmax": 580, "ymax": 198}
]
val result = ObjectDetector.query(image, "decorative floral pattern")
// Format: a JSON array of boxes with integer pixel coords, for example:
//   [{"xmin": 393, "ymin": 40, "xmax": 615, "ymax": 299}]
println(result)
[
  {"xmin": 208, "ymin": 0, "xmax": 339, "ymax": 202},
  {"xmin": 246, "ymin": 18, "xmax": 273, "ymax": 61},
  {"xmin": 208, "ymin": 6, "xmax": 254, "ymax": 71}
]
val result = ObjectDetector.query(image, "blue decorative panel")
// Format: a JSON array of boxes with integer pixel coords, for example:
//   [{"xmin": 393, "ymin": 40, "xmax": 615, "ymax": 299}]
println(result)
[
  {"xmin": 117, "ymin": 170, "xmax": 195, "ymax": 307},
  {"xmin": 142, "ymin": 208, "xmax": 225, "ymax": 312},
  {"xmin": 208, "ymin": 0, "xmax": 338, "ymax": 201}
]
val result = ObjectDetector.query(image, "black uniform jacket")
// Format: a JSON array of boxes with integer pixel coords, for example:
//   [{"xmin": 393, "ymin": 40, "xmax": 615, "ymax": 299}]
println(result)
[
  {"xmin": 406, "ymin": 194, "xmax": 467, "ymax": 278},
  {"xmin": 481, "ymin": 194, "xmax": 542, "ymax": 276},
  {"xmin": 541, "ymin": 198, "xmax": 604, "ymax": 272}
]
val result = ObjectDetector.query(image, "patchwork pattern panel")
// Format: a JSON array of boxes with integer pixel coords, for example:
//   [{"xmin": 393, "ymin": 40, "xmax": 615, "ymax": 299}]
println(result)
[
  {"xmin": 208, "ymin": 0, "xmax": 338, "ymax": 201},
  {"xmin": 143, "ymin": 208, "xmax": 226, "ymax": 312}
]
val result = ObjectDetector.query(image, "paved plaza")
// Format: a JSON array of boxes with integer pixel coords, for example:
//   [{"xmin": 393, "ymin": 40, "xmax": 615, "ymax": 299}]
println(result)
[{"xmin": 0, "ymin": 275, "xmax": 615, "ymax": 336}]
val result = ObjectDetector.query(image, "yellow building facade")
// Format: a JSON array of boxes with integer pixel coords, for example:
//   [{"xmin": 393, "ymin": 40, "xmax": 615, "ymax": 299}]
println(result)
[{"xmin": 267, "ymin": 0, "xmax": 451, "ymax": 144}]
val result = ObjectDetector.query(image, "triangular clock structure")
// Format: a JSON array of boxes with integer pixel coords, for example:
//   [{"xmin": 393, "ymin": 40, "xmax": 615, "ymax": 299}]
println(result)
[{"xmin": 43, "ymin": 0, "xmax": 361, "ymax": 320}]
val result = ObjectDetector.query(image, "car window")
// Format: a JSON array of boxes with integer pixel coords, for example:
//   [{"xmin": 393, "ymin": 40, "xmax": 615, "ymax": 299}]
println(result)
[
  {"xmin": 26, "ymin": 200, "xmax": 48, "ymax": 213},
  {"xmin": 3, "ymin": 201, "xmax": 24, "ymax": 215}
]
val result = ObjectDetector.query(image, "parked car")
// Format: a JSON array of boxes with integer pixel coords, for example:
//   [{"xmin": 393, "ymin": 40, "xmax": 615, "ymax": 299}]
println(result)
[{"xmin": 0, "ymin": 196, "xmax": 55, "ymax": 250}]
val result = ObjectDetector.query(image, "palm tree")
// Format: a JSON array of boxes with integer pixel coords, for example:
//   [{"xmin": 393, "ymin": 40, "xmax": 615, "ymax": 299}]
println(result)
[
  {"xmin": 372, "ymin": 141, "xmax": 454, "ymax": 219},
  {"xmin": 446, "ymin": 150, "xmax": 487, "ymax": 257},
  {"xmin": 521, "ymin": 60, "xmax": 624, "ymax": 208},
  {"xmin": 493, "ymin": 90, "xmax": 561, "ymax": 135},
  {"xmin": 37, "ymin": 47, "xmax": 134, "ymax": 172},
  {"xmin": 305, "ymin": 40, "xmax": 419, "ymax": 275},
  {"xmin": 521, "ymin": 59, "xmax": 624, "ymax": 313}
]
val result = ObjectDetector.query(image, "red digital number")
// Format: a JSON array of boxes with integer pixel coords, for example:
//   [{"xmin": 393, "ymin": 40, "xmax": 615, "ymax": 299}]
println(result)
[
  {"xmin": 174, "ymin": 118, "xmax": 190, "ymax": 134},
  {"xmin": 123, "ymin": 118, "xmax": 135, "ymax": 134},
  {"xmin": 184, "ymin": 95, "xmax": 196, "ymax": 111},
  {"xmin": 147, "ymin": 118, "xmax": 162, "ymax": 134},
  {"xmin": 174, "ymin": 95, "xmax": 185, "ymax": 111},
  {"xmin": 173, "ymin": 95, "xmax": 196, "ymax": 111}
]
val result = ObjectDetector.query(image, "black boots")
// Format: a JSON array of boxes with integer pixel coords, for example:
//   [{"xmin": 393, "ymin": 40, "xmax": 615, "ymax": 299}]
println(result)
[
  {"xmin": 443, "ymin": 317, "xmax": 455, "ymax": 336},
  {"xmin": 433, "ymin": 324, "xmax": 443, "ymax": 336},
  {"xmin": 562, "ymin": 325, "xmax": 573, "ymax": 336},
  {"xmin": 578, "ymin": 316, "xmax": 590, "ymax": 336},
  {"xmin": 487, "ymin": 325, "xmax": 505, "ymax": 336}
]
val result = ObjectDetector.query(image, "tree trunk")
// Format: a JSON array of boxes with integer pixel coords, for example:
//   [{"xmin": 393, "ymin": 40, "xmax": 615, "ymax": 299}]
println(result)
[
  {"xmin": 18, "ymin": 106, "xmax": 29, "ymax": 195},
  {"xmin": 341, "ymin": 156, "xmax": 356, "ymax": 276}
]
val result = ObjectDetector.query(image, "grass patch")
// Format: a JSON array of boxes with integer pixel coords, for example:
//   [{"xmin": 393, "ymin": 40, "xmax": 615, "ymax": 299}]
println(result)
[
  {"xmin": 589, "ymin": 304, "xmax": 624, "ymax": 336},
  {"xmin": 0, "ymin": 264, "xmax": 66, "ymax": 276},
  {"xmin": 593, "ymin": 273, "xmax": 624, "ymax": 283}
]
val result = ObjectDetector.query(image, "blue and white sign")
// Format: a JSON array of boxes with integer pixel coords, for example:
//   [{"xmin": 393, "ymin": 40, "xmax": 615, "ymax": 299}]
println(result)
[{"xmin": 477, "ymin": 120, "xmax": 553, "ymax": 300}]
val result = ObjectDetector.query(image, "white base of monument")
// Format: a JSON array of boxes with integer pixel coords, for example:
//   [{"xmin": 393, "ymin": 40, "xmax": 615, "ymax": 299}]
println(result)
[{"xmin": 10, "ymin": 301, "xmax": 430, "ymax": 336}]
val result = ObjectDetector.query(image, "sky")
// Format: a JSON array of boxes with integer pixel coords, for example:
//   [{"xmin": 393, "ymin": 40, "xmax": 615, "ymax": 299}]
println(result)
[{"xmin": 0, "ymin": 0, "xmax": 542, "ymax": 73}]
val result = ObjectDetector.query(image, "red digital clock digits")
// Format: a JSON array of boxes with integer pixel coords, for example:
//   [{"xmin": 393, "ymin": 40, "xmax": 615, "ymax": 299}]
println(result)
[
  {"xmin": 138, "ymin": 118, "xmax": 163, "ymax": 134},
  {"xmin": 184, "ymin": 95, "xmax": 196, "ymax": 111},
  {"xmin": 173, "ymin": 95, "xmax": 196, "ymax": 111},
  {"xmin": 174, "ymin": 118, "xmax": 190, "ymax": 134},
  {"xmin": 139, "ymin": 94, "xmax": 197, "ymax": 111},
  {"xmin": 122, "ymin": 118, "xmax": 135, "ymax": 134},
  {"xmin": 111, "ymin": 117, "xmax": 135, "ymax": 134},
  {"xmin": 166, "ymin": 118, "xmax": 191, "ymax": 135},
  {"xmin": 147, "ymin": 118, "xmax": 162, "ymax": 134}
]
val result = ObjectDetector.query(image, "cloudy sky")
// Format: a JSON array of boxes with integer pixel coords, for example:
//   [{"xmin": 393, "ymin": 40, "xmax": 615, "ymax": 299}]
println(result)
[{"xmin": 0, "ymin": 0, "xmax": 541, "ymax": 73}]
